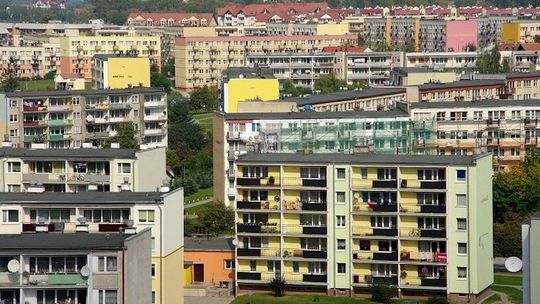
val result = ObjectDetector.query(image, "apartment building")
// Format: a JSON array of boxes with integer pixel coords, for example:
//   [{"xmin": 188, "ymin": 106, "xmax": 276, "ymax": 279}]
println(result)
[
  {"xmin": 59, "ymin": 36, "xmax": 160, "ymax": 79},
  {"xmin": 476, "ymin": 16, "xmax": 516, "ymax": 46},
  {"xmin": 409, "ymin": 99, "xmax": 540, "ymax": 169},
  {"xmin": 232, "ymin": 152, "xmax": 493, "ymax": 302},
  {"xmin": 126, "ymin": 12, "xmax": 216, "ymax": 27},
  {"xmin": 0, "ymin": 190, "xmax": 184, "ymax": 304},
  {"xmin": 0, "ymin": 43, "xmax": 60, "ymax": 79},
  {"xmin": 174, "ymin": 34, "xmax": 357, "ymax": 90},
  {"xmin": 265, "ymin": 23, "xmax": 350, "ymax": 36},
  {"xmin": 92, "ymin": 54, "xmax": 151, "ymax": 89},
  {"xmin": 213, "ymin": 109, "xmax": 436, "ymax": 204},
  {"xmin": 390, "ymin": 67, "xmax": 457, "ymax": 86},
  {"xmin": 523, "ymin": 213, "xmax": 540, "ymax": 304},
  {"xmin": 407, "ymin": 79, "xmax": 509, "ymax": 103},
  {"xmin": 501, "ymin": 20, "xmax": 540, "ymax": 43},
  {"xmin": 346, "ymin": 51, "xmax": 403, "ymax": 86},
  {"xmin": 0, "ymin": 146, "xmax": 167, "ymax": 193},
  {"xmin": 405, "ymin": 51, "xmax": 478, "ymax": 74},
  {"xmin": 3, "ymin": 87, "xmax": 167, "ymax": 148},
  {"xmin": 0, "ymin": 230, "xmax": 151, "ymax": 304}
]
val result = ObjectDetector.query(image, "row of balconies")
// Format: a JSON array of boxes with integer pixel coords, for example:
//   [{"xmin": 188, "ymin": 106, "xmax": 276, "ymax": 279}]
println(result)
[
  {"xmin": 0, "ymin": 272, "xmax": 88, "ymax": 287},
  {"xmin": 21, "ymin": 172, "xmax": 111, "ymax": 184},
  {"xmin": 236, "ymin": 176, "xmax": 327, "ymax": 188},
  {"xmin": 21, "ymin": 221, "xmax": 129, "ymax": 234},
  {"xmin": 237, "ymin": 272, "xmax": 327, "ymax": 284}
]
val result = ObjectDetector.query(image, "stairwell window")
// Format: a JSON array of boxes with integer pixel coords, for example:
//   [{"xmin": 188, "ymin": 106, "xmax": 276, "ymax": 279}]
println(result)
[
  {"xmin": 139, "ymin": 210, "xmax": 155, "ymax": 223},
  {"xmin": 117, "ymin": 163, "xmax": 131, "ymax": 174},
  {"xmin": 98, "ymin": 256, "xmax": 117, "ymax": 272},
  {"xmin": 457, "ymin": 218, "xmax": 467, "ymax": 231},
  {"xmin": 457, "ymin": 267, "xmax": 467, "ymax": 279},
  {"xmin": 458, "ymin": 243, "xmax": 468, "ymax": 255},
  {"xmin": 2, "ymin": 210, "xmax": 19, "ymax": 223},
  {"xmin": 456, "ymin": 194, "xmax": 467, "ymax": 207}
]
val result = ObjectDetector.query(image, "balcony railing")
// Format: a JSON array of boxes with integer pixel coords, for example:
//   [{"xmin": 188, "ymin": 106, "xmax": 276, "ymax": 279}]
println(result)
[
  {"xmin": 403, "ymin": 275, "xmax": 447, "ymax": 288},
  {"xmin": 237, "ymin": 247, "xmax": 280, "ymax": 257},
  {"xmin": 281, "ymin": 273, "xmax": 328, "ymax": 284},
  {"xmin": 283, "ymin": 201, "xmax": 327, "ymax": 212},
  {"xmin": 236, "ymin": 272, "xmax": 261, "ymax": 281},
  {"xmin": 352, "ymin": 251, "xmax": 398, "ymax": 261},
  {"xmin": 237, "ymin": 222, "xmax": 280, "ymax": 234},
  {"xmin": 352, "ymin": 226, "xmax": 398, "ymax": 237},
  {"xmin": 236, "ymin": 176, "xmax": 280, "ymax": 187},
  {"xmin": 236, "ymin": 201, "xmax": 280, "ymax": 210},
  {"xmin": 353, "ymin": 202, "xmax": 398, "ymax": 212},
  {"xmin": 353, "ymin": 274, "xmax": 398, "ymax": 285},
  {"xmin": 283, "ymin": 177, "xmax": 327, "ymax": 187},
  {"xmin": 400, "ymin": 179, "xmax": 446, "ymax": 190},
  {"xmin": 282, "ymin": 224, "xmax": 327, "ymax": 235},
  {"xmin": 401, "ymin": 251, "xmax": 447, "ymax": 263},
  {"xmin": 0, "ymin": 272, "xmax": 20, "ymax": 285},
  {"xmin": 283, "ymin": 248, "xmax": 327, "ymax": 259},
  {"xmin": 400, "ymin": 228, "xmax": 446, "ymax": 238},
  {"xmin": 23, "ymin": 273, "xmax": 88, "ymax": 286},
  {"xmin": 399, "ymin": 203, "xmax": 446, "ymax": 214}
]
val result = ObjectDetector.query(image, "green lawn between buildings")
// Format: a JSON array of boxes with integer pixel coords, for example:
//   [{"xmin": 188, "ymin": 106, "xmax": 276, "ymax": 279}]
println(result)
[
  {"xmin": 192, "ymin": 112, "xmax": 213, "ymax": 133},
  {"xmin": 184, "ymin": 187, "xmax": 213, "ymax": 204},
  {"xmin": 483, "ymin": 293, "xmax": 501, "ymax": 304},
  {"xmin": 494, "ymin": 274, "xmax": 522, "ymax": 286},
  {"xmin": 19, "ymin": 79, "xmax": 55, "ymax": 91},
  {"xmin": 231, "ymin": 294, "xmax": 425, "ymax": 304},
  {"xmin": 491, "ymin": 285, "xmax": 523, "ymax": 304}
]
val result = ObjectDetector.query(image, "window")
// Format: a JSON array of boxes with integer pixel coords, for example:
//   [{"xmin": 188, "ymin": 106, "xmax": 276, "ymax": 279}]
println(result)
[
  {"xmin": 139, "ymin": 210, "xmax": 155, "ymax": 223},
  {"xmin": 417, "ymin": 169, "xmax": 445, "ymax": 181},
  {"xmin": 151, "ymin": 237, "xmax": 156, "ymax": 251},
  {"xmin": 2, "ymin": 210, "xmax": 19, "ymax": 223},
  {"xmin": 370, "ymin": 216, "xmax": 395, "ymax": 228},
  {"xmin": 117, "ymin": 162, "xmax": 131, "ymax": 174},
  {"xmin": 456, "ymin": 170, "xmax": 466, "ymax": 181},
  {"xmin": 457, "ymin": 267, "xmax": 467, "ymax": 279},
  {"xmin": 98, "ymin": 256, "xmax": 117, "ymax": 272},
  {"xmin": 293, "ymin": 261, "xmax": 300, "ymax": 273},
  {"xmin": 377, "ymin": 168, "xmax": 396, "ymax": 180},
  {"xmin": 7, "ymin": 162, "xmax": 21, "ymax": 173},
  {"xmin": 151, "ymin": 264, "xmax": 156, "ymax": 278},
  {"xmin": 307, "ymin": 262, "xmax": 326, "ymax": 274},
  {"xmin": 336, "ymin": 192, "xmax": 346, "ymax": 203},
  {"xmin": 458, "ymin": 243, "xmax": 467, "ymax": 255},
  {"xmin": 337, "ymin": 239, "xmax": 346, "ymax": 250},
  {"xmin": 224, "ymin": 260, "xmax": 235, "ymax": 269},
  {"xmin": 7, "ymin": 184, "xmax": 21, "ymax": 192},
  {"xmin": 359, "ymin": 240, "xmax": 370, "ymax": 251},
  {"xmin": 151, "ymin": 291, "xmax": 156, "ymax": 304},
  {"xmin": 98, "ymin": 290, "xmax": 118, "ymax": 304},
  {"xmin": 457, "ymin": 218, "xmax": 467, "ymax": 230},
  {"xmin": 267, "ymin": 260, "xmax": 280, "ymax": 273},
  {"xmin": 337, "ymin": 263, "xmax": 346, "ymax": 274},
  {"xmin": 300, "ymin": 167, "xmax": 325, "ymax": 179},
  {"xmin": 336, "ymin": 215, "xmax": 345, "ymax": 227},
  {"xmin": 360, "ymin": 168, "xmax": 368, "ymax": 179},
  {"xmin": 336, "ymin": 168, "xmax": 345, "ymax": 179},
  {"xmin": 249, "ymin": 260, "xmax": 256, "ymax": 272},
  {"xmin": 456, "ymin": 194, "xmax": 467, "ymax": 207}
]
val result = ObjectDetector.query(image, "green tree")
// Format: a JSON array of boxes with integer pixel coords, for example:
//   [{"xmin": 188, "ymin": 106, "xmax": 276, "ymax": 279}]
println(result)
[
  {"xmin": 501, "ymin": 57, "xmax": 511, "ymax": 73},
  {"xmin": 43, "ymin": 70, "xmax": 57, "ymax": 80},
  {"xmin": 190, "ymin": 85, "xmax": 218, "ymax": 110},
  {"xmin": 103, "ymin": 122, "xmax": 138, "ymax": 149},
  {"xmin": 370, "ymin": 280, "xmax": 397, "ymax": 304},
  {"xmin": 281, "ymin": 79, "xmax": 301, "ymax": 97},
  {"xmin": 151, "ymin": 71, "xmax": 172, "ymax": 93},
  {"xmin": 476, "ymin": 47, "xmax": 503, "ymax": 74},
  {"xmin": 464, "ymin": 42, "xmax": 477, "ymax": 51},
  {"xmin": 196, "ymin": 201, "xmax": 234, "ymax": 236},
  {"xmin": 494, "ymin": 212, "xmax": 523, "ymax": 257},
  {"xmin": 404, "ymin": 40, "xmax": 416, "ymax": 52},
  {"xmin": 314, "ymin": 73, "xmax": 347, "ymax": 94},
  {"xmin": 269, "ymin": 276, "xmax": 287, "ymax": 297},
  {"xmin": 427, "ymin": 296, "xmax": 449, "ymax": 304},
  {"xmin": 1, "ymin": 56, "xmax": 20, "ymax": 92},
  {"xmin": 161, "ymin": 59, "xmax": 175, "ymax": 77}
]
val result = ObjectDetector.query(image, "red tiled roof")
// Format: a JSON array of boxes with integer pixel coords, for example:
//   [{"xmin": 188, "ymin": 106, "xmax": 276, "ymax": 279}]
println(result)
[
  {"xmin": 485, "ymin": 7, "xmax": 513, "ymax": 16},
  {"xmin": 359, "ymin": 8, "xmax": 384, "ymax": 16},
  {"xmin": 216, "ymin": 2, "xmax": 329, "ymax": 20},
  {"xmin": 126, "ymin": 12, "xmax": 214, "ymax": 26},
  {"xmin": 518, "ymin": 7, "xmax": 540, "ymax": 15},
  {"xmin": 520, "ymin": 43, "xmax": 540, "ymax": 51},
  {"xmin": 498, "ymin": 43, "xmax": 518, "ymax": 51},
  {"xmin": 391, "ymin": 8, "xmax": 421, "ymax": 16}
]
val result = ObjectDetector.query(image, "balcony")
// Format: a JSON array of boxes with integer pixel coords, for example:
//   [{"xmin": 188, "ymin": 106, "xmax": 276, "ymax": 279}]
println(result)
[
  {"xmin": 372, "ymin": 180, "xmax": 398, "ymax": 188},
  {"xmin": 283, "ymin": 178, "xmax": 327, "ymax": 188},
  {"xmin": 48, "ymin": 134, "xmax": 67, "ymax": 141},
  {"xmin": 66, "ymin": 173, "xmax": 110, "ymax": 184},
  {"xmin": 23, "ymin": 120, "xmax": 46, "ymax": 127},
  {"xmin": 352, "ymin": 251, "xmax": 398, "ymax": 261},
  {"xmin": 144, "ymin": 114, "xmax": 167, "ymax": 121},
  {"xmin": 144, "ymin": 101, "xmax": 167, "ymax": 108},
  {"xmin": 401, "ymin": 251, "xmax": 447, "ymax": 263},
  {"xmin": 98, "ymin": 223, "xmax": 128, "ymax": 232},
  {"xmin": 22, "ymin": 223, "xmax": 64, "ymax": 233},
  {"xmin": 237, "ymin": 247, "xmax": 280, "ymax": 257},
  {"xmin": 48, "ymin": 105, "xmax": 72, "ymax": 112},
  {"xmin": 109, "ymin": 103, "xmax": 131, "ymax": 110},
  {"xmin": 283, "ymin": 201, "xmax": 327, "ymax": 212},
  {"xmin": 403, "ymin": 275, "xmax": 447, "ymax": 288},
  {"xmin": 22, "ymin": 173, "xmax": 65, "ymax": 184},
  {"xmin": 237, "ymin": 272, "xmax": 261, "ymax": 281},
  {"xmin": 236, "ymin": 176, "xmax": 280, "ymax": 187},
  {"xmin": 399, "ymin": 203, "xmax": 446, "ymax": 214},
  {"xmin": 282, "ymin": 225, "xmax": 327, "ymax": 235},
  {"xmin": 48, "ymin": 119, "xmax": 72, "ymax": 127},
  {"xmin": 352, "ymin": 226, "xmax": 398, "ymax": 237},
  {"xmin": 283, "ymin": 273, "xmax": 328, "ymax": 285},
  {"xmin": 23, "ymin": 106, "xmax": 48, "ymax": 112},
  {"xmin": 401, "ymin": 228, "xmax": 446, "ymax": 238},
  {"xmin": 236, "ymin": 201, "xmax": 280, "ymax": 210},
  {"xmin": 237, "ymin": 222, "xmax": 280, "ymax": 234},
  {"xmin": 400, "ymin": 179, "xmax": 446, "ymax": 190},
  {"xmin": 283, "ymin": 248, "xmax": 327, "ymax": 259},
  {"xmin": 0, "ymin": 272, "xmax": 19, "ymax": 286},
  {"xmin": 23, "ymin": 273, "xmax": 88, "ymax": 286},
  {"xmin": 353, "ymin": 202, "xmax": 398, "ymax": 213}
]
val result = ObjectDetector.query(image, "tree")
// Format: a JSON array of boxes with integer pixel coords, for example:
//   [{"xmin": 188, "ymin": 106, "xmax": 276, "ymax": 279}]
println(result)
[
  {"xmin": 501, "ymin": 57, "xmax": 511, "ymax": 73},
  {"xmin": 196, "ymin": 201, "xmax": 234, "ymax": 236},
  {"xmin": 476, "ymin": 47, "xmax": 503, "ymax": 74},
  {"xmin": 494, "ymin": 212, "xmax": 523, "ymax": 257},
  {"xmin": 314, "ymin": 73, "xmax": 347, "ymax": 94},
  {"xmin": 43, "ymin": 70, "xmax": 57, "ymax": 80},
  {"xmin": 103, "ymin": 123, "xmax": 138, "ymax": 149},
  {"xmin": 404, "ymin": 40, "xmax": 416, "ymax": 52},
  {"xmin": 281, "ymin": 80, "xmax": 311, "ymax": 97},
  {"xmin": 269, "ymin": 276, "xmax": 286, "ymax": 297},
  {"xmin": 370, "ymin": 280, "xmax": 397, "ymax": 304},
  {"xmin": 151, "ymin": 71, "xmax": 172, "ymax": 93},
  {"xmin": 190, "ymin": 85, "xmax": 218, "ymax": 110},
  {"xmin": 464, "ymin": 42, "xmax": 477, "ymax": 52},
  {"xmin": 161, "ymin": 59, "xmax": 175, "ymax": 77},
  {"xmin": 1, "ymin": 56, "xmax": 20, "ymax": 92}
]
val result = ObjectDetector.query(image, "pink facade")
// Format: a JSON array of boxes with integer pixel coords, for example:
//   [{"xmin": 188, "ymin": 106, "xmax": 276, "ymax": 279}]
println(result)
[{"xmin": 446, "ymin": 20, "xmax": 478, "ymax": 52}]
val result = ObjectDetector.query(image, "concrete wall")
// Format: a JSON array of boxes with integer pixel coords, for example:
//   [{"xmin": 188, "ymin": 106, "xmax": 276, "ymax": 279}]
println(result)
[
  {"xmin": 236, "ymin": 101, "xmax": 296, "ymax": 113},
  {"xmin": 184, "ymin": 251, "xmax": 234, "ymax": 286},
  {"xmin": 224, "ymin": 79, "xmax": 280, "ymax": 113},
  {"xmin": 523, "ymin": 218, "xmax": 540, "ymax": 304},
  {"xmin": 125, "ymin": 228, "xmax": 152, "ymax": 304},
  {"xmin": 106, "ymin": 57, "xmax": 151, "ymax": 89},
  {"xmin": 134, "ymin": 147, "xmax": 167, "ymax": 191},
  {"xmin": 212, "ymin": 113, "xmax": 226, "ymax": 203},
  {"xmin": 446, "ymin": 20, "xmax": 478, "ymax": 52}
]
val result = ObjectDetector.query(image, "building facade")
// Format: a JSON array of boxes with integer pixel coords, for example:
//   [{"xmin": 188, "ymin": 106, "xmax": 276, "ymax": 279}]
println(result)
[
  {"xmin": 522, "ymin": 213, "xmax": 540, "ymax": 304},
  {"xmin": 184, "ymin": 237, "xmax": 235, "ymax": 288},
  {"xmin": 0, "ymin": 190, "xmax": 184, "ymax": 304},
  {"xmin": 3, "ymin": 87, "xmax": 167, "ymax": 149},
  {"xmin": 0, "ymin": 147, "xmax": 167, "ymax": 193},
  {"xmin": 0, "ymin": 44, "xmax": 60, "ymax": 79},
  {"xmin": 92, "ymin": 55, "xmax": 151, "ymax": 89},
  {"xmin": 232, "ymin": 153, "xmax": 493, "ymax": 302}
]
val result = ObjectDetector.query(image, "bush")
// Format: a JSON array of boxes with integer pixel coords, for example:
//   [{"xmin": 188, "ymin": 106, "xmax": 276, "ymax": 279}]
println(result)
[
  {"xmin": 370, "ymin": 280, "xmax": 397, "ymax": 304},
  {"xmin": 427, "ymin": 296, "xmax": 449, "ymax": 304},
  {"xmin": 269, "ymin": 276, "xmax": 286, "ymax": 297}
]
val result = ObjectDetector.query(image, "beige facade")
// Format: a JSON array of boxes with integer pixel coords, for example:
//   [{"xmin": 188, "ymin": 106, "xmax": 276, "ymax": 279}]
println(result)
[
  {"xmin": 3, "ymin": 87, "xmax": 167, "ymax": 149},
  {"xmin": 0, "ymin": 43, "xmax": 60, "ymax": 79}
]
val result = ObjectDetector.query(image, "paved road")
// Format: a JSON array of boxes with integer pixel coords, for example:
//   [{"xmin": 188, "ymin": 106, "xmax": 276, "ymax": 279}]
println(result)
[{"xmin": 185, "ymin": 296, "xmax": 234, "ymax": 304}]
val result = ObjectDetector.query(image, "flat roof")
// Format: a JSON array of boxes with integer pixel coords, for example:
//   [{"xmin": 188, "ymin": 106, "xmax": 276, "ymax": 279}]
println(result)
[
  {"xmin": 224, "ymin": 108, "xmax": 409, "ymax": 120},
  {"xmin": 0, "ymin": 192, "xmax": 164, "ymax": 204},
  {"xmin": 184, "ymin": 237, "xmax": 234, "ymax": 251},
  {"xmin": 0, "ymin": 233, "xmax": 133, "ymax": 250},
  {"xmin": 279, "ymin": 88, "xmax": 406, "ymax": 106},
  {"xmin": 237, "ymin": 153, "xmax": 487, "ymax": 166},
  {"xmin": 393, "ymin": 67, "xmax": 454, "ymax": 76},
  {"xmin": 223, "ymin": 67, "xmax": 275, "ymax": 80},
  {"xmin": 94, "ymin": 54, "xmax": 142, "ymax": 60},
  {"xmin": 410, "ymin": 99, "xmax": 540, "ymax": 110},
  {"xmin": 0, "ymin": 147, "xmax": 137, "ymax": 159},
  {"xmin": 418, "ymin": 79, "xmax": 506, "ymax": 90},
  {"xmin": 6, "ymin": 87, "xmax": 164, "ymax": 98}
]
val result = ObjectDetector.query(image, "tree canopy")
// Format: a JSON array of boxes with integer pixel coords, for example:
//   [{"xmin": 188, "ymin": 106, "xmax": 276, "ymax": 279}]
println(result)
[
  {"xmin": 476, "ymin": 47, "xmax": 510, "ymax": 74},
  {"xmin": 103, "ymin": 122, "xmax": 139, "ymax": 149}
]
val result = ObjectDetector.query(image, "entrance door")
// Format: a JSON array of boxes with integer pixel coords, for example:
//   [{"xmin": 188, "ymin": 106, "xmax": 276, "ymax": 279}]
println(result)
[{"xmin": 194, "ymin": 264, "xmax": 204, "ymax": 282}]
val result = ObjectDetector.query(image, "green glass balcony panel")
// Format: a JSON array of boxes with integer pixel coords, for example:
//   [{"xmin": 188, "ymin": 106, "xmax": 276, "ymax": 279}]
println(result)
[
  {"xmin": 48, "ymin": 134, "xmax": 64, "ymax": 140},
  {"xmin": 47, "ymin": 273, "xmax": 87, "ymax": 285}
]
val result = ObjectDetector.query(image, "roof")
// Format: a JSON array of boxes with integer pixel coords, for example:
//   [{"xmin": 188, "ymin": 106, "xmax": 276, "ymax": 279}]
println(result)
[
  {"xmin": 0, "ymin": 233, "xmax": 133, "ymax": 250},
  {"xmin": 322, "ymin": 46, "xmax": 366, "ymax": 53},
  {"xmin": 224, "ymin": 108, "xmax": 409, "ymax": 120},
  {"xmin": 524, "ymin": 212, "xmax": 540, "ymax": 224},
  {"xmin": 393, "ymin": 67, "xmax": 453, "ymax": 76},
  {"xmin": 215, "ymin": 2, "xmax": 329, "ymax": 22},
  {"xmin": 237, "ymin": 152, "xmax": 486, "ymax": 166},
  {"xmin": 94, "ymin": 54, "xmax": 141, "ymax": 60},
  {"xmin": 418, "ymin": 79, "xmax": 506, "ymax": 90},
  {"xmin": 0, "ymin": 191, "xmax": 164, "ymax": 204},
  {"xmin": 505, "ymin": 71, "xmax": 540, "ymax": 79},
  {"xmin": 6, "ymin": 87, "xmax": 164, "ymax": 98},
  {"xmin": 0, "ymin": 147, "xmax": 137, "ymax": 159},
  {"xmin": 410, "ymin": 99, "xmax": 540, "ymax": 109},
  {"xmin": 184, "ymin": 237, "xmax": 234, "ymax": 252},
  {"xmin": 223, "ymin": 67, "xmax": 275, "ymax": 80},
  {"xmin": 279, "ymin": 88, "xmax": 405, "ymax": 106}
]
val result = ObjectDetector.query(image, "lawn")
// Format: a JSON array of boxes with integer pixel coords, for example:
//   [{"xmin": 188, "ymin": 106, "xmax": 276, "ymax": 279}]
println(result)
[
  {"xmin": 483, "ymin": 294, "xmax": 502, "ymax": 304},
  {"xmin": 185, "ymin": 201, "xmax": 212, "ymax": 215},
  {"xmin": 494, "ymin": 274, "xmax": 522, "ymax": 286},
  {"xmin": 491, "ymin": 286, "xmax": 523, "ymax": 304},
  {"xmin": 19, "ymin": 79, "xmax": 55, "ymax": 91},
  {"xmin": 231, "ymin": 294, "xmax": 424, "ymax": 304},
  {"xmin": 192, "ymin": 112, "xmax": 213, "ymax": 133},
  {"xmin": 167, "ymin": 90, "xmax": 184, "ymax": 101},
  {"xmin": 184, "ymin": 187, "xmax": 213, "ymax": 204}
]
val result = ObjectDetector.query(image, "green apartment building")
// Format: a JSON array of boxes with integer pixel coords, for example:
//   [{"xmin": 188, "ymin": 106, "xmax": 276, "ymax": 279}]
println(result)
[
  {"xmin": 523, "ymin": 213, "xmax": 540, "ymax": 304},
  {"xmin": 233, "ymin": 153, "xmax": 493, "ymax": 302}
]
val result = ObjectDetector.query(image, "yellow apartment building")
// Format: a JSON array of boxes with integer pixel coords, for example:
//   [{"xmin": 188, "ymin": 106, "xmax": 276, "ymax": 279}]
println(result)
[{"xmin": 92, "ymin": 54, "xmax": 150, "ymax": 89}]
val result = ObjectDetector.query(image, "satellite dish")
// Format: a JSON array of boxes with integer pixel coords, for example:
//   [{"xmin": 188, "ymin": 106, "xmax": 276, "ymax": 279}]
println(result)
[
  {"xmin": 504, "ymin": 256, "xmax": 523, "ymax": 273},
  {"xmin": 354, "ymin": 193, "xmax": 360, "ymax": 199},
  {"xmin": 7, "ymin": 259, "xmax": 20, "ymax": 273},
  {"xmin": 231, "ymin": 239, "xmax": 238, "ymax": 246},
  {"xmin": 86, "ymin": 115, "xmax": 94, "ymax": 122},
  {"xmin": 274, "ymin": 195, "xmax": 280, "ymax": 202},
  {"xmin": 80, "ymin": 265, "xmax": 90, "ymax": 277}
]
